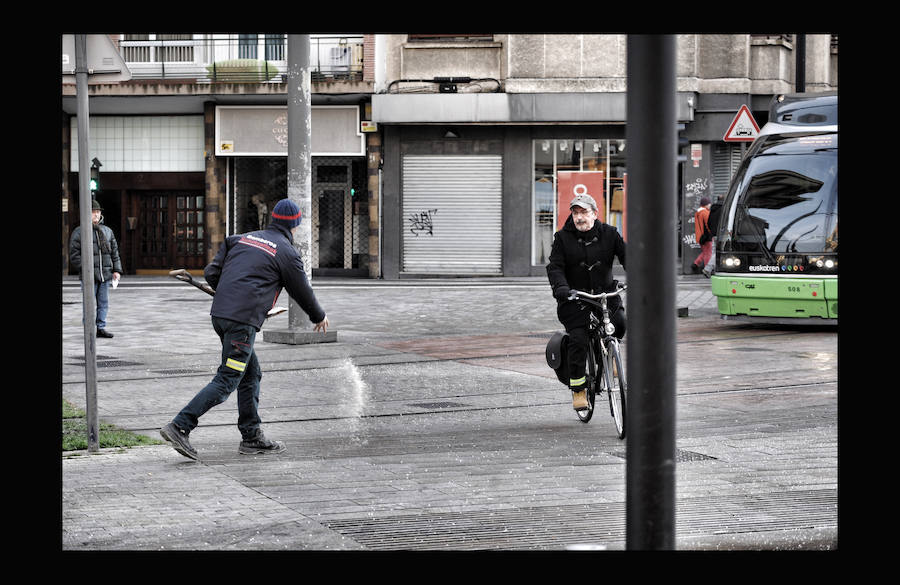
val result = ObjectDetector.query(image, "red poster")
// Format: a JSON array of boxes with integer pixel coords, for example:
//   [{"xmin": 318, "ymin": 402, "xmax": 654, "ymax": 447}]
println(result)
[{"xmin": 557, "ymin": 171, "xmax": 605, "ymax": 230}]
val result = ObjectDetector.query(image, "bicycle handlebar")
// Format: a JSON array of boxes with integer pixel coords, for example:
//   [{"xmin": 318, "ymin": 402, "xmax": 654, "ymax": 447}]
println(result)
[{"xmin": 567, "ymin": 285, "xmax": 627, "ymax": 302}]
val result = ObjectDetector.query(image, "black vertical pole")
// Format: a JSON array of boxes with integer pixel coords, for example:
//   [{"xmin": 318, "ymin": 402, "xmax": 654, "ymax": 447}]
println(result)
[
  {"xmin": 796, "ymin": 34, "xmax": 806, "ymax": 93},
  {"xmin": 625, "ymin": 34, "xmax": 677, "ymax": 550}
]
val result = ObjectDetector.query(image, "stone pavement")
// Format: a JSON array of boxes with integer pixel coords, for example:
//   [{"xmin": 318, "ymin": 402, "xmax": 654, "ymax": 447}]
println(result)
[{"xmin": 60, "ymin": 272, "xmax": 837, "ymax": 551}]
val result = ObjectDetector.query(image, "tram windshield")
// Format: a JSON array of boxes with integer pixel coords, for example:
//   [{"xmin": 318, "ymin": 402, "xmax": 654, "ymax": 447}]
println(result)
[{"xmin": 723, "ymin": 133, "xmax": 837, "ymax": 259}]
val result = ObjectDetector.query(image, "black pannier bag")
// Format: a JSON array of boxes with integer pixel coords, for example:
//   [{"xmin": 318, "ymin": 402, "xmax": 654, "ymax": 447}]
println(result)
[{"xmin": 545, "ymin": 331, "xmax": 570, "ymax": 385}]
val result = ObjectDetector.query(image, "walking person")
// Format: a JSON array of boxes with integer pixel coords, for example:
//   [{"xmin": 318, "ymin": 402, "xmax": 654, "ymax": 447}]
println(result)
[
  {"xmin": 547, "ymin": 192, "xmax": 626, "ymax": 411},
  {"xmin": 702, "ymin": 196, "xmax": 724, "ymax": 277},
  {"xmin": 160, "ymin": 198, "xmax": 329, "ymax": 461},
  {"xmin": 691, "ymin": 196, "xmax": 713, "ymax": 274},
  {"xmin": 68, "ymin": 199, "xmax": 123, "ymax": 338}
]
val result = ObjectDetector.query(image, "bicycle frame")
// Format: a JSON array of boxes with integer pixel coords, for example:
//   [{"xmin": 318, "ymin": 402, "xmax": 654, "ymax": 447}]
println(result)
[{"xmin": 568, "ymin": 286, "xmax": 627, "ymax": 437}]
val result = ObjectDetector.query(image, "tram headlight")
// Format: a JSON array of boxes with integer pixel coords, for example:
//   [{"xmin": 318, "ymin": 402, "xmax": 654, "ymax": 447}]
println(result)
[{"xmin": 723, "ymin": 256, "xmax": 741, "ymax": 268}]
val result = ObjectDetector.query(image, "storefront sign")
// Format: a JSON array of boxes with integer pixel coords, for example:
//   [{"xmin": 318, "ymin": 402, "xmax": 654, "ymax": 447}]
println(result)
[{"xmin": 215, "ymin": 105, "xmax": 365, "ymax": 156}]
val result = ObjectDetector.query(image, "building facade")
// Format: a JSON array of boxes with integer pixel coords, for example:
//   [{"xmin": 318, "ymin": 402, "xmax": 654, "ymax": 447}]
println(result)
[
  {"xmin": 62, "ymin": 34, "xmax": 378, "ymax": 277},
  {"xmin": 61, "ymin": 34, "xmax": 837, "ymax": 279},
  {"xmin": 372, "ymin": 34, "xmax": 837, "ymax": 277}
]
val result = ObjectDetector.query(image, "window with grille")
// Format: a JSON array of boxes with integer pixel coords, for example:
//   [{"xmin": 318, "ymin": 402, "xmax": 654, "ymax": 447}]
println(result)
[
  {"xmin": 122, "ymin": 34, "xmax": 193, "ymax": 63},
  {"xmin": 407, "ymin": 34, "xmax": 493, "ymax": 42}
]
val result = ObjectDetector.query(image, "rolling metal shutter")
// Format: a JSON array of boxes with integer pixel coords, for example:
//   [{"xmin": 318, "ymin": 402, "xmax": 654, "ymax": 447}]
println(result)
[
  {"xmin": 401, "ymin": 155, "xmax": 502, "ymax": 274},
  {"xmin": 712, "ymin": 143, "xmax": 745, "ymax": 198}
]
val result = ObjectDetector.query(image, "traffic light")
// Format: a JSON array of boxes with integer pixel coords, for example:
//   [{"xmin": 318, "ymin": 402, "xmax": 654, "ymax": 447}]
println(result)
[{"xmin": 90, "ymin": 158, "xmax": 102, "ymax": 192}]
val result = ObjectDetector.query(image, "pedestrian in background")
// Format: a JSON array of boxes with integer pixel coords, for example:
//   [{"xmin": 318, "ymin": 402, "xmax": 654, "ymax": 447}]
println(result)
[
  {"xmin": 160, "ymin": 198, "xmax": 329, "ymax": 461},
  {"xmin": 68, "ymin": 199, "xmax": 122, "ymax": 338},
  {"xmin": 702, "ymin": 195, "xmax": 724, "ymax": 277},
  {"xmin": 691, "ymin": 196, "xmax": 712, "ymax": 274}
]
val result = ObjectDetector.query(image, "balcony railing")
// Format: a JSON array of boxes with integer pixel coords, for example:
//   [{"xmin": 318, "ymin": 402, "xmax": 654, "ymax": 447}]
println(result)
[{"xmin": 118, "ymin": 34, "xmax": 365, "ymax": 83}]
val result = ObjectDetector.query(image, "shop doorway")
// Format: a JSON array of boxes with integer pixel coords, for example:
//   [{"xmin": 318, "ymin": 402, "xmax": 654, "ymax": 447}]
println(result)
[{"xmin": 136, "ymin": 191, "xmax": 206, "ymax": 271}]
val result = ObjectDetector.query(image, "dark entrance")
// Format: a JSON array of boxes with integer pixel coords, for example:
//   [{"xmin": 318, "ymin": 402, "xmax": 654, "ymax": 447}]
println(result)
[
  {"xmin": 318, "ymin": 189, "xmax": 345, "ymax": 268},
  {"xmin": 315, "ymin": 163, "xmax": 349, "ymax": 269},
  {"xmin": 137, "ymin": 192, "xmax": 206, "ymax": 271}
]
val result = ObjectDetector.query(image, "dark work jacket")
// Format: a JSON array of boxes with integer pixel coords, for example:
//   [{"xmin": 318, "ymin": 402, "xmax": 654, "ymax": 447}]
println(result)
[
  {"xmin": 205, "ymin": 223, "xmax": 326, "ymax": 330},
  {"xmin": 546, "ymin": 216, "xmax": 626, "ymax": 325}
]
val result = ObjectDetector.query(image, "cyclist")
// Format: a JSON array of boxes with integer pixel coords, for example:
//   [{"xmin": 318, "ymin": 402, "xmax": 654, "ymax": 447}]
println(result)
[{"xmin": 547, "ymin": 192, "xmax": 626, "ymax": 411}]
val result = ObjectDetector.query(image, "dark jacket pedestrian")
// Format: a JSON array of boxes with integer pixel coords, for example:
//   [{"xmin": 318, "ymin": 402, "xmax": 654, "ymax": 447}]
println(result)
[
  {"xmin": 160, "ymin": 199, "xmax": 329, "ymax": 461},
  {"xmin": 68, "ymin": 200, "xmax": 122, "ymax": 338}
]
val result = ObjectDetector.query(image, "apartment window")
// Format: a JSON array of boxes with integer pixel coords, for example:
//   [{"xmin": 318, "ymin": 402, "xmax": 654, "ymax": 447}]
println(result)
[
  {"xmin": 265, "ymin": 34, "xmax": 285, "ymax": 60},
  {"xmin": 121, "ymin": 34, "xmax": 193, "ymax": 63},
  {"xmin": 407, "ymin": 34, "xmax": 493, "ymax": 42},
  {"xmin": 239, "ymin": 34, "xmax": 257, "ymax": 59}
]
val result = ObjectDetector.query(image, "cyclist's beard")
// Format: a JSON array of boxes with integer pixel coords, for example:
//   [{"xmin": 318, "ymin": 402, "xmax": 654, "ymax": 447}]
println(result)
[{"xmin": 574, "ymin": 217, "xmax": 594, "ymax": 232}]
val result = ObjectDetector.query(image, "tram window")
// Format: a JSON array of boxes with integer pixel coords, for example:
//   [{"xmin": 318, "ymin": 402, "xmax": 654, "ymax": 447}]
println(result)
[{"xmin": 730, "ymin": 146, "xmax": 837, "ymax": 255}]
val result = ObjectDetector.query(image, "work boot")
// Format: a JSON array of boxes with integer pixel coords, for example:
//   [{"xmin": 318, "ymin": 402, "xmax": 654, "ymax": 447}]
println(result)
[
  {"xmin": 572, "ymin": 388, "xmax": 590, "ymax": 411},
  {"xmin": 160, "ymin": 422, "xmax": 199, "ymax": 461},
  {"xmin": 239, "ymin": 430, "xmax": 286, "ymax": 455},
  {"xmin": 97, "ymin": 328, "xmax": 114, "ymax": 338}
]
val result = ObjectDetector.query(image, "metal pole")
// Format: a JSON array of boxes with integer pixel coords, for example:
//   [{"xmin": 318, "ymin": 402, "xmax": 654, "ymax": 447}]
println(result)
[
  {"xmin": 625, "ymin": 34, "xmax": 677, "ymax": 550},
  {"xmin": 75, "ymin": 34, "xmax": 100, "ymax": 453},
  {"xmin": 287, "ymin": 34, "xmax": 312, "ymax": 331}
]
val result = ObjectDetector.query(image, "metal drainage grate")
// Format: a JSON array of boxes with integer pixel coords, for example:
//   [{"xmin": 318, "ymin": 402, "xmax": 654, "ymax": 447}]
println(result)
[
  {"xmin": 606, "ymin": 449, "xmax": 716, "ymax": 462},
  {"xmin": 522, "ymin": 332, "xmax": 555, "ymax": 339},
  {"xmin": 67, "ymin": 356, "xmax": 143, "ymax": 368},
  {"xmin": 97, "ymin": 360, "xmax": 143, "ymax": 368},
  {"xmin": 408, "ymin": 402, "xmax": 469, "ymax": 410},
  {"xmin": 150, "ymin": 368, "xmax": 205, "ymax": 375}
]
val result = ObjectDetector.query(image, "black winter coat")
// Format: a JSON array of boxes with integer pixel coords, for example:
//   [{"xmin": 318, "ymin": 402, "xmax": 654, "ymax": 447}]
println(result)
[
  {"xmin": 546, "ymin": 216, "xmax": 626, "ymax": 325},
  {"xmin": 205, "ymin": 223, "xmax": 326, "ymax": 330},
  {"xmin": 69, "ymin": 223, "xmax": 123, "ymax": 282}
]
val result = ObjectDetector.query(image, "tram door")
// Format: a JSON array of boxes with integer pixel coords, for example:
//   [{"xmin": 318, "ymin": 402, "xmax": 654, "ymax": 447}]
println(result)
[{"xmin": 137, "ymin": 192, "xmax": 206, "ymax": 270}]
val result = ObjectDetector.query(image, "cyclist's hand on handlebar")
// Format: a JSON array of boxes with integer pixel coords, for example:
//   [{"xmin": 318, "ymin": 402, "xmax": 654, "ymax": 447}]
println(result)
[{"xmin": 553, "ymin": 286, "xmax": 571, "ymax": 301}]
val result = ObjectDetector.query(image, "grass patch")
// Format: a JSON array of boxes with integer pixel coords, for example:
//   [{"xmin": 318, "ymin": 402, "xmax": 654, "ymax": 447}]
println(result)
[{"xmin": 63, "ymin": 398, "xmax": 162, "ymax": 453}]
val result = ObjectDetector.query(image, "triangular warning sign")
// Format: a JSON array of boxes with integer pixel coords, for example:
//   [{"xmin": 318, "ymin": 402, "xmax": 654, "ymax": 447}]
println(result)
[{"xmin": 723, "ymin": 104, "xmax": 760, "ymax": 142}]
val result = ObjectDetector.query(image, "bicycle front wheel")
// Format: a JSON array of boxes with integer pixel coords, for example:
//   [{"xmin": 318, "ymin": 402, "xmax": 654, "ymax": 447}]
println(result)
[
  {"xmin": 576, "ymin": 337, "xmax": 599, "ymax": 423},
  {"xmin": 606, "ymin": 338, "xmax": 626, "ymax": 439}
]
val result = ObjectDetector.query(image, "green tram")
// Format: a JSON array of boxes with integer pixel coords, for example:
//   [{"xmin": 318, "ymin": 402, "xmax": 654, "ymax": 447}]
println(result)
[{"xmin": 711, "ymin": 92, "xmax": 837, "ymax": 325}]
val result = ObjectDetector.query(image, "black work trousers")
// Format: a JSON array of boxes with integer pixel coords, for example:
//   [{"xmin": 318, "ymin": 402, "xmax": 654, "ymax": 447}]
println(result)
[{"xmin": 559, "ymin": 300, "xmax": 626, "ymax": 389}]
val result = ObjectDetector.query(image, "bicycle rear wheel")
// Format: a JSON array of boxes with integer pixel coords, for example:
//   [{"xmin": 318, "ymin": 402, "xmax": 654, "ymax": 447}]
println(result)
[{"xmin": 606, "ymin": 338, "xmax": 626, "ymax": 439}]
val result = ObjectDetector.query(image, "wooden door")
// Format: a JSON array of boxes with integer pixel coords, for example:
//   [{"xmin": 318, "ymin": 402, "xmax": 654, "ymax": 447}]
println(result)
[{"xmin": 137, "ymin": 192, "xmax": 205, "ymax": 270}]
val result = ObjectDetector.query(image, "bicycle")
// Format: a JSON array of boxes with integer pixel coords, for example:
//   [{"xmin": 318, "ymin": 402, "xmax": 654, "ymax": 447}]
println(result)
[{"xmin": 567, "ymin": 285, "xmax": 627, "ymax": 438}]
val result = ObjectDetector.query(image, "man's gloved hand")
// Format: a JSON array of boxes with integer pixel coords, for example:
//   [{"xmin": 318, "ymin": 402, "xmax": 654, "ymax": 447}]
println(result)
[{"xmin": 553, "ymin": 286, "xmax": 571, "ymax": 301}]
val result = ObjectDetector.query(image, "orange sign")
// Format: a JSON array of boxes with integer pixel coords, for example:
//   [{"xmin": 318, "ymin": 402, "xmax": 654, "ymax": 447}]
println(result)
[{"xmin": 557, "ymin": 171, "xmax": 605, "ymax": 230}]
